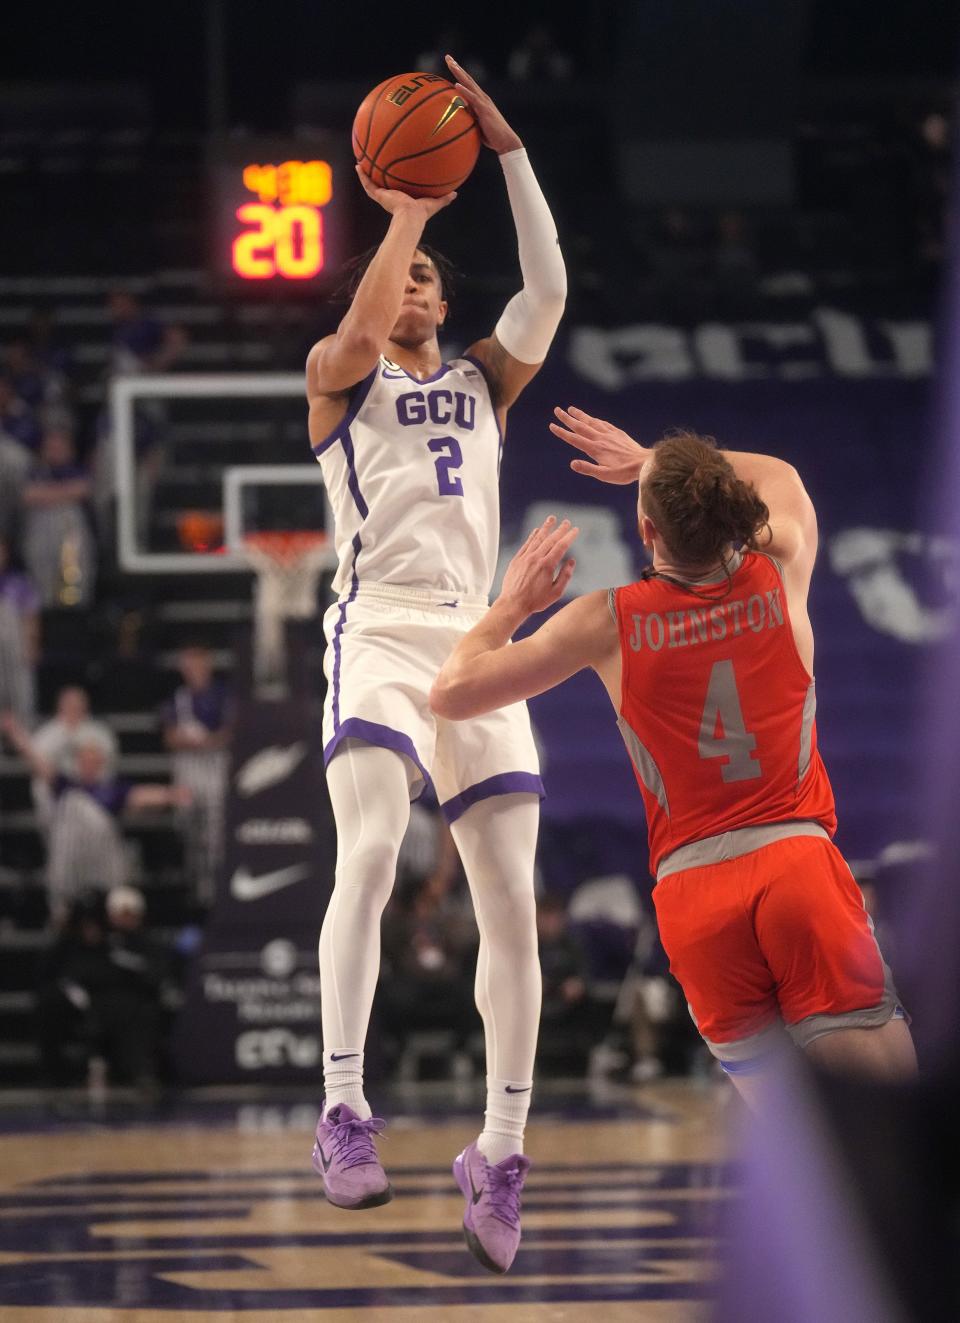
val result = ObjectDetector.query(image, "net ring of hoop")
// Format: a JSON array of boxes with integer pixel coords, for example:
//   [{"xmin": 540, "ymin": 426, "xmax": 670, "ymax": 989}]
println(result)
[{"xmin": 242, "ymin": 531, "xmax": 330, "ymax": 688}]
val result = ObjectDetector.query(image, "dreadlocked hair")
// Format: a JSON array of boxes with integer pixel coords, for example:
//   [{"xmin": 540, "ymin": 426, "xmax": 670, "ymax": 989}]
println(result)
[
  {"xmin": 643, "ymin": 430, "xmax": 771, "ymax": 569},
  {"xmin": 333, "ymin": 243, "xmax": 459, "ymax": 313}
]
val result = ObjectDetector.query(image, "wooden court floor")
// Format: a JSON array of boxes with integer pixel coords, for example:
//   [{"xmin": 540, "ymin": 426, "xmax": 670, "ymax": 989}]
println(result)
[{"xmin": 0, "ymin": 1079, "xmax": 733, "ymax": 1322}]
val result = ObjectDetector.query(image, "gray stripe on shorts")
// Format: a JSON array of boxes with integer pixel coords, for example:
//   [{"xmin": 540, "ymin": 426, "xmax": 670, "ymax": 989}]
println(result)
[
  {"xmin": 657, "ymin": 819, "xmax": 829, "ymax": 881},
  {"xmin": 786, "ymin": 955, "xmax": 903, "ymax": 1050}
]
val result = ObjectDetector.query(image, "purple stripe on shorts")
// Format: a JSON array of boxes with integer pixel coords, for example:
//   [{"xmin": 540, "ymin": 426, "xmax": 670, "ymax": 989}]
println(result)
[
  {"xmin": 324, "ymin": 716, "xmax": 432, "ymax": 798},
  {"xmin": 311, "ymin": 367, "xmax": 378, "ymax": 456},
  {"xmin": 440, "ymin": 771, "xmax": 544, "ymax": 825},
  {"xmin": 331, "ymin": 535, "xmax": 362, "ymax": 734}
]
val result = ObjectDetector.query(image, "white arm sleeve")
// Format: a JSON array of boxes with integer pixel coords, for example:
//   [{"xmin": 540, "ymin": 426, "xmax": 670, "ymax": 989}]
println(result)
[{"xmin": 495, "ymin": 148, "xmax": 567, "ymax": 365}]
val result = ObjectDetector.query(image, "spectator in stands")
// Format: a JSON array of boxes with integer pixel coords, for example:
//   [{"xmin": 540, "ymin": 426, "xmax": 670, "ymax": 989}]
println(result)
[
  {"xmin": 35, "ymin": 886, "xmax": 169, "ymax": 1092},
  {"xmin": 0, "ymin": 374, "xmax": 38, "ymax": 543},
  {"xmin": 646, "ymin": 208, "xmax": 710, "ymax": 321},
  {"xmin": 380, "ymin": 870, "xmax": 478, "ymax": 1074},
  {"xmin": 31, "ymin": 685, "xmax": 118, "ymax": 833},
  {"xmin": 536, "ymin": 891, "xmax": 593, "ymax": 1072},
  {"xmin": 911, "ymin": 109, "xmax": 951, "ymax": 277},
  {"xmin": 94, "ymin": 290, "xmax": 188, "ymax": 551},
  {"xmin": 4, "ymin": 337, "xmax": 70, "ymax": 422},
  {"xmin": 160, "ymin": 644, "xmax": 232, "ymax": 905},
  {"xmin": 22, "ymin": 425, "xmax": 96, "ymax": 607},
  {"xmin": 711, "ymin": 209, "xmax": 761, "ymax": 316},
  {"xmin": 507, "ymin": 22, "xmax": 573, "ymax": 82},
  {"xmin": 0, "ymin": 536, "xmax": 40, "ymax": 727},
  {"xmin": 0, "ymin": 711, "xmax": 189, "ymax": 922},
  {"xmin": 0, "ymin": 370, "xmax": 41, "ymax": 451},
  {"xmin": 35, "ymin": 889, "xmax": 111, "ymax": 1086},
  {"xmin": 106, "ymin": 289, "xmax": 188, "ymax": 377},
  {"xmin": 101, "ymin": 884, "xmax": 171, "ymax": 1092},
  {"xmin": 26, "ymin": 308, "xmax": 73, "ymax": 380}
]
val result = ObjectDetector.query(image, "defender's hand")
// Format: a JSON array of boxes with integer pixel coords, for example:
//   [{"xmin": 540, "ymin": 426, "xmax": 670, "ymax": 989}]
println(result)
[
  {"xmin": 500, "ymin": 516, "xmax": 578, "ymax": 615},
  {"xmin": 550, "ymin": 406, "xmax": 653, "ymax": 484},
  {"xmin": 445, "ymin": 55, "xmax": 523, "ymax": 155},
  {"xmin": 355, "ymin": 165, "xmax": 457, "ymax": 218}
]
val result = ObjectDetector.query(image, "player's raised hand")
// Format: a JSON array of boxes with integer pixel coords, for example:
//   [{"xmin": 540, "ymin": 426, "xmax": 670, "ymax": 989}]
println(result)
[
  {"xmin": 500, "ymin": 515, "xmax": 578, "ymax": 615},
  {"xmin": 445, "ymin": 55, "xmax": 523, "ymax": 155},
  {"xmin": 354, "ymin": 165, "xmax": 457, "ymax": 218},
  {"xmin": 549, "ymin": 406, "xmax": 653, "ymax": 484}
]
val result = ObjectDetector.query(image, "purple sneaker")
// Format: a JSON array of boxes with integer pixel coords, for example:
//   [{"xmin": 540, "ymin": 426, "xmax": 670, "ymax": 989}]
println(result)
[
  {"xmin": 312, "ymin": 1103, "xmax": 393, "ymax": 1209},
  {"xmin": 453, "ymin": 1141, "xmax": 531, "ymax": 1273}
]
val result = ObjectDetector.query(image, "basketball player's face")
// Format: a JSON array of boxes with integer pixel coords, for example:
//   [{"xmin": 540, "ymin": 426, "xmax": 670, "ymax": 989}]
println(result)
[{"xmin": 392, "ymin": 251, "xmax": 447, "ymax": 345}]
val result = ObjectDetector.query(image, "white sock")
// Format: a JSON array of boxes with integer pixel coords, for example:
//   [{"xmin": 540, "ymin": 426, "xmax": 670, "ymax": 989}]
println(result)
[
  {"xmin": 477, "ymin": 1076, "xmax": 532, "ymax": 1163},
  {"xmin": 322, "ymin": 1049, "xmax": 370, "ymax": 1120}
]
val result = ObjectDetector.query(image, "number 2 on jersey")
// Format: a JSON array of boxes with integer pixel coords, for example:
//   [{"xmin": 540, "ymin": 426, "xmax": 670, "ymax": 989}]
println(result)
[
  {"xmin": 427, "ymin": 436, "xmax": 464, "ymax": 497},
  {"xmin": 698, "ymin": 659, "xmax": 762, "ymax": 782}
]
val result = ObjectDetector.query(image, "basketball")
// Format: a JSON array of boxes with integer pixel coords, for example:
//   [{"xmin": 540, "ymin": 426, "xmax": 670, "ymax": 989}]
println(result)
[{"xmin": 352, "ymin": 72, "xmax": 481, "ymax": 198}]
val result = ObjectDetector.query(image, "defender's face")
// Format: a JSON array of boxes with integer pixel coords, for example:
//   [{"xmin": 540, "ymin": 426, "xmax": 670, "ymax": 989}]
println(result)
[{"xmin": 390, "ymin": 251, "xmax": 447, "ymax": 345}]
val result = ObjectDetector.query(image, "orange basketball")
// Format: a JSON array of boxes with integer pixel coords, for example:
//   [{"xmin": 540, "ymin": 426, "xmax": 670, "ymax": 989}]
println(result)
[{"xmin": 352, "ymin": 72, "xmax": 481, "ymax": 199}]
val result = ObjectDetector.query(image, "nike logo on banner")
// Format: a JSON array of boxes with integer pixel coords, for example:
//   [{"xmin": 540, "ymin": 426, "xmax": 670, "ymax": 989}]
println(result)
[
  {"xmin": 330, "ymin": 1052, "xmax": 358, "ymax": 1062},
  {"xmin": 235, "ymin": 743, "xmax": 307, "ymax": 797},
  {"xmin": 230, "ymin": 863, "xmax": 311, "ymax": 901},
  {"xmin": 505, "ymin": 1085, "xmax": 532, "ymax": 1094}
]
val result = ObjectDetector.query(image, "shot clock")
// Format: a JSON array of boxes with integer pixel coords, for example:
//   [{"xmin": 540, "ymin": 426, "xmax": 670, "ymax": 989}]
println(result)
[{"xmin": 210, "ymin": 136, "xmax": 346, "ymax": 285}]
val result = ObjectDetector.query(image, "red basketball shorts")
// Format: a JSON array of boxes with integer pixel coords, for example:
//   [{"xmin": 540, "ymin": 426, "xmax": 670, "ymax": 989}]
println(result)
[{"xmin": 652, "ymin": 832, "xmax": 900, "ymax": 1064}]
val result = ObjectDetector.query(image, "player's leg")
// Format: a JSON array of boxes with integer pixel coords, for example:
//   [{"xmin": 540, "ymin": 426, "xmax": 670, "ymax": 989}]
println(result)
[
  {"xmin": 319, "ymin": 737, "xmax": 415, "ymax": 1117},
  {"xmin": 652, "ymin": 855, "xmax": 789, "ymax": 1111},
  {"xmin": 802, "ymin": 1018, "xmax": 917, "ymax": 1080},
  {"xmin": 450, "ymin": 792, "xmax": 541, "ymax": 1157},
  {"xmin": 758, "ymin": 836, "xmax": 917, "ymax": 1082},
  {"xmin": 448, "ymin": 792, "xmax": 539, "ymax": 1274},
  {"xmin": 313, "ymin": 738, "xmax": 417, "ymax": 1211}
]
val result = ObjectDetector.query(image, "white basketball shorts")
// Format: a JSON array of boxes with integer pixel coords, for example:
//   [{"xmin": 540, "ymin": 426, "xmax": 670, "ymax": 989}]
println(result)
[{"xmin": 322, "ymin": 582, "xmax": 543, "ymax": 823}]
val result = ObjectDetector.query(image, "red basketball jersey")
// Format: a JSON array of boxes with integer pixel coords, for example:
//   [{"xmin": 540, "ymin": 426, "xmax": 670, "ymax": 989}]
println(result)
[{"xmin": 613, "ymin": 552, "xmax": 837, "ymax": 874}]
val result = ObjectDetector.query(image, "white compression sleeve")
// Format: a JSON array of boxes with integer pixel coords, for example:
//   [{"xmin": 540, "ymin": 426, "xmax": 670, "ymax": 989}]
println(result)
[{"xmin": 495, "ymin": 148, "xmax": 567, "ymax": 364}]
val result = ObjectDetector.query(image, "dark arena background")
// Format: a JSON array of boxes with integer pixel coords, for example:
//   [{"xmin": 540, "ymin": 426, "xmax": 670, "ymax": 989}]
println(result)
[{"xmin": 0, "ymin": 3, "xmax": 958, "ymax": 1319}]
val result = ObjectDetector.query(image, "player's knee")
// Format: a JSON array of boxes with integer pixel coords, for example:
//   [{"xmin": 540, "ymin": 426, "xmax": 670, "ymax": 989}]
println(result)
[{"xmin": 335, "ymin": 838, "xmax": 400, "ymax": 899}]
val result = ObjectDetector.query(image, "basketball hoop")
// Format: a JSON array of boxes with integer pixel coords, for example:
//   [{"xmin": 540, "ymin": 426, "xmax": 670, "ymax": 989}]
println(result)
[{"xmin": 242, "ymin": 531, "xmax": 330, "ymax": 694}]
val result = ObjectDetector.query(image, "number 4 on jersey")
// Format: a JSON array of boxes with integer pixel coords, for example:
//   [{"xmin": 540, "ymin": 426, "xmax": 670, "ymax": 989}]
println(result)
[{"xmin": 698, "ymin": 659, "xmax": 762, "ymax": 782}]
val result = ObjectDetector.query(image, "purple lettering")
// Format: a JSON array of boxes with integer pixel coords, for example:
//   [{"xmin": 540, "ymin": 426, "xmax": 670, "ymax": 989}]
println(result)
[
  {"xmin": 396, "ymin": 391, "xmax": 427, "ymax": 426},
  {"xmin": 454, "ymin": 391, "xmax": 476, "ymax": 430},
  {"xmin": 428, "ymin": 389, "xmax": 453, "ymax": 425}
]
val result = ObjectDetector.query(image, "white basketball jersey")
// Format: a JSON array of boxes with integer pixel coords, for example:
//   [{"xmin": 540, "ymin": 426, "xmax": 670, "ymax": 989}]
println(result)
[{"xmin": 313, "ymin": 355, "xmax": 502, "ymax": 597}]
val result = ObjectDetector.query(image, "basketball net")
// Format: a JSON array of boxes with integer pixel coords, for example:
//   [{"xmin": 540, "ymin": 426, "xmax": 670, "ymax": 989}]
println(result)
[{"xmin": 242, "ymin": 532, "xmax": 329, "ymax": 694}]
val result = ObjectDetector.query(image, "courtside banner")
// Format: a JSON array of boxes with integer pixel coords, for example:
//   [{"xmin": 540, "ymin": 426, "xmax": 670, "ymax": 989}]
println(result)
[{"xmin": 172, "ymin": 697, "xmax": 332, "ymax": 1081}]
